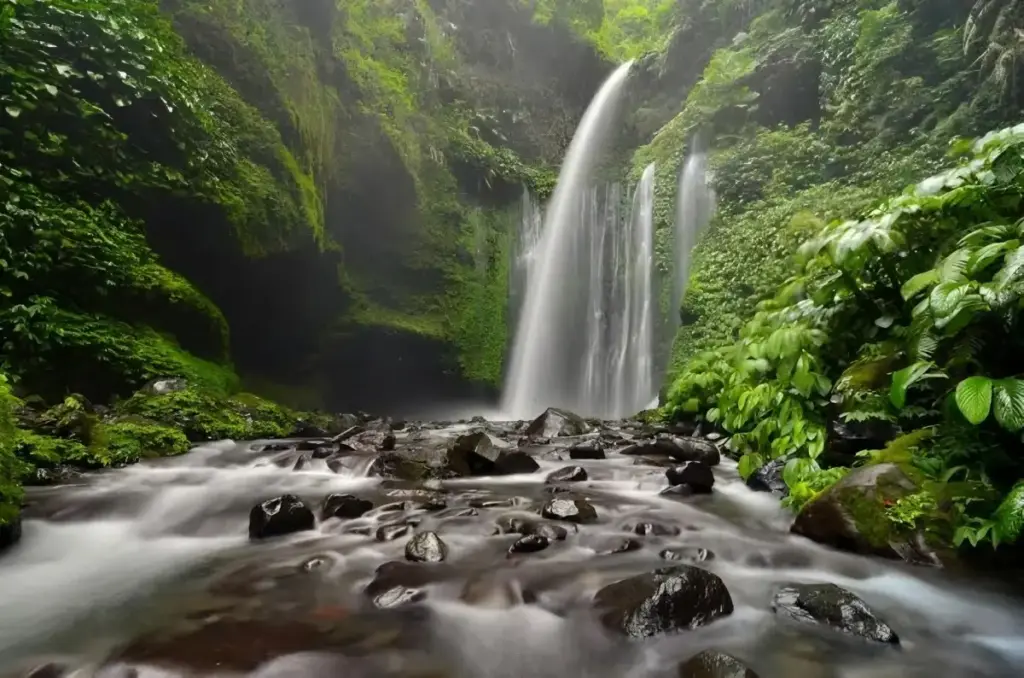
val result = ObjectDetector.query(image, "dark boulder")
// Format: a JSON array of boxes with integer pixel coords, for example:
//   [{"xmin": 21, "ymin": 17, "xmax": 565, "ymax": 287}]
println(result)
[
  {"xmin": 569, "ymin": 441, "xmax": 606, "ymax": 460},
  {"xmin": 666, "ymin": 462, "xmax": 715, "ymax": 493},
  {"xmin": 660, "ymin": 548, "xmax": 714, "ymax": 564},
  {"xmin": 509, "ymin": 534, "xmax": 550, "ymax": 555},
  {"xmin": 349, "ymin": 429, "xmax": 396, "ymax": 452},
  {"xmin": 321, "ymin": 494, "xmax": 373, "ymax": 520},
  {"xmin": 678, "ymin": 650, "xmax": 759, "ymax": 678},
  {"xmin": 772, "ymin": 583, "xmax": 899, "ymax": 644},
  {"xmin": 406, "ymin": 531, "xmax": 449, "ymax": 563},
  {"xmin": 791, "ymin": 463, "xmax": 944, "ymax": 565},
  {"xmin": 545, "ymin": 465, "xmax": 588, "ymax": 483},
  {"xmin": 620, "ymin": 437, "xmax": 720, "ymax": 466},
  {"xmin": 746, "ymin": 458, "xmax": 787, "ymax": 495},
  {"xmin": 0, "ymin": 513, "xmax": 22, "ymax": 554},
  {"xmin": 525, "ymin": 408, "xmax": 589, "ymax": 438},
  {"xmin": 541, "ymin": 498, "xmax": 598, "ymax": 524},
  {"xmin": 248, "ymin": 495, "xmax": 315, "ymax": 540},
  {"xmin": 494, "ymin": 451, "xmax": 541, "ymax": 475},
  {"xmin": 594, "ymin": 566, "xmax": 734, "ymax": 638}
]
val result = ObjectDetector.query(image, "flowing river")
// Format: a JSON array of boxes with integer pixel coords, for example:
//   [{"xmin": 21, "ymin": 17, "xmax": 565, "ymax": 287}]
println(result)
[{"xmin": 1, "ymin": 417, "xmax": 1023, "ymax": 678}]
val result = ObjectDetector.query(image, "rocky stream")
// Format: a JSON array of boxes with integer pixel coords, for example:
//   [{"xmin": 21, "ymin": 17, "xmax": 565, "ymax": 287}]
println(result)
[{"xmin": 2, "ymin": 409, "xmax": 1023, "ymax": 678}]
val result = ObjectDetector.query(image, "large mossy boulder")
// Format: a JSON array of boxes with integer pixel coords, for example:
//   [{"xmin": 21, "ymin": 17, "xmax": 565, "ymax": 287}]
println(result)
[{"xmin": 790, "ymin": 463, "xmax": 945, "ymax": 565}]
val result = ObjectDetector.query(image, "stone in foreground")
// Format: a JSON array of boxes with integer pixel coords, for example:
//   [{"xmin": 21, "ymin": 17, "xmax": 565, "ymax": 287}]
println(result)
[
  {"xmin": 594, "ymin": 565, "xmax": 734, "ymax": 638},
  {"xmin": 772, "ymin": 583, "xmax": 899, "ymax": 644},
  {"xmin": 248, "ymin": 495, "xmax": 315, "ymax": 540},
  {"xmin": 406, "ymin": 531, "xmax": 449, "ymax": 563},
  {"xmin": 525, "ymin": 407, "xmax": 589, "ymax": 438},
  {"xmin": 541, "ymin": 498, "xmax": 598, "ymax": 524},
  {"xmin": 666, "ymin": 462, "xmax": 715, "ymax": 493},
  {"xmin": 678, "ymin": 650, "xmax": 760, "ymax": 678}
]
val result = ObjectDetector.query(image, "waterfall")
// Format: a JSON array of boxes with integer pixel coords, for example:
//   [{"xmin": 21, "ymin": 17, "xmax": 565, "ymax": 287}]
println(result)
[
  {"xmin": 501, "ymin": 62, "xmax": 634, "ymax": 419},
  {"xmin": 671, "ymin": 144, "xmax": 715, "ymax": 332},
  {"xmin": 508, "ymin": 189, "xmax": 543, "ymax": 339}
]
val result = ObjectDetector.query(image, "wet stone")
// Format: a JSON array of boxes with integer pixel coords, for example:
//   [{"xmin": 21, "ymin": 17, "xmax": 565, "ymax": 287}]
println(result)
[
  {"xmin": 322, "ymin": 494, "xmax": 373, "ymax": 520},
  {"xmin": 509, "ymin": 534, "xmax": 550, "ymax": 555},
  {"xmin": 376, "ymin": 523, "xmax": 413, "ymax": 542},
  {"xmin": 594, "ymin": 565, "xmax": 734, "ymax": 638},
  {"xmin": 248, "ymin": 495, "xmax": 315, "ymax": 540},
  {"xmin": 541, "ymin": 498, "xmax": 598, "ymax": 524},
  {"xmin": 494, "ymin": 451, "xmax": 541, "ymax": 475},
  {"xmin": 406, "ymin": 531, "xmax": 449, "ymax": 563},
  {"xmin": 678, "ymin": 650, "xmax": 760, "ymax": 678},
  {"xmin": 660, "ymin": 548, "xmax": 714, "ymax": 564},
  {"xmin": 772, "ymin": 583, "xmax": 899, "ymax": 644},
  {"xmin": 666, "ymin": 462, "xmax": 715, "ymax": 493},
  {"xmin": 630, "ymin": 522, "xmax": 682, "ymax": 537},
  {"xmin": 546, "ymin": 465, "xmax": 588, "ymax": 483},
  {"xmin": 525, "ymin": 407, "xmax": 589, "ymax": 438},
  {"xmin": 747, "ymin": 458, "xmax": 787, "ymax": 495},
  {"xmin": 373, "ymin": 586, "xmax": 426, "ymax": 609},
  {"xmin": 569, "ymin": 441, "xmax": 606, "ymax": 460}
]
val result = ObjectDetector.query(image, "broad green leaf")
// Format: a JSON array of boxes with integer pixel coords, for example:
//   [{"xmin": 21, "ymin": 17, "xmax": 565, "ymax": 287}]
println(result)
[
  {"xmin": 992, "ymin": 379, "xmax": 1024, "ymax": 432},
  {"xmin": 901, "ymin": 270, "xmax": 938, "ymax": 300},
  {"xmin": 737, "ymin": 453, "xmax": 763, "ymax": 480},
  {"xmin": 929, "ymin": 281, "xmax": 969, "ymax": 318},
  {"xmin": 955, "ymin": 376, "xmax": 993, "ymax": 425},
  {"xmin": 995, "ymin": 246, "xmax": 1024, "ymax": 289},
  {"xmin": 993, "ymin": 482, "xmax": 1024, "ymax": 545},
  {"xmin": 968, "ymin": 240, "xmax": 1018, "ymax": 276},
  {"xmin": 890, "ymin": 361, "xmax": 942, "ymax": 408},
  {"xmin": 940, "ymin": 247, "xmax": 971, "ymax": 281},
  {"xmin": 783, "ymin": 457, "xmax": 818, "ymax": 488}
]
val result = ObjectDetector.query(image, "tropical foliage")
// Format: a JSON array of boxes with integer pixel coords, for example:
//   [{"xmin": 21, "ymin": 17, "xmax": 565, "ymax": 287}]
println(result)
[{"xmin": 665, "ymin": 123, "xmax": 1024, "ymax": 548}]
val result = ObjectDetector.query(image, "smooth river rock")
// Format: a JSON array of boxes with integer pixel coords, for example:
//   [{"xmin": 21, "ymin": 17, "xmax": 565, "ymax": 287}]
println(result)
[
  {"xmin": 248, "ymin": 495, "xmax": 315, "ymax": 540},
  {"xmin": 321, "ymin": 494, "xmax": 373, "ymax": 520},
  {"xmin": 541, "ymin": 498, "xmax": 598, "ymax": 524},
  {"xmin": 772, "ymin": 583, "xmax": 899, "ymax": 644},
  {"xmin": 509, "ymin": 534, "xmax": 550, "ymax": 555},
  {"xmin": 666, "ymin": 462, "xmax": 715, "ymax": 493},
  {"xmin": 406, "ymin": 531, "xmax": 449, "ymax": 563},
  {"xmin": 545, "ymin": 465, "xmax": 588, "ymax": 483},
  {"xmin": 594, "ymin": 565, "xmax": 734, "ymax": 638}
]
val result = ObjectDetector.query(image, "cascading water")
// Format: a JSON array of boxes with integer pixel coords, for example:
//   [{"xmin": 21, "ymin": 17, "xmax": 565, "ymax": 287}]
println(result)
[
  {"xmin": 671, "ymin": 141, "xmax": 715, "ymax": 332},
  {"xmin": 508, "ymin": 189, "xmax": 544, "ymax": 340},
  {"xmin": 501, "ymin": 62, "xmax": 636, "ymax": 419}
]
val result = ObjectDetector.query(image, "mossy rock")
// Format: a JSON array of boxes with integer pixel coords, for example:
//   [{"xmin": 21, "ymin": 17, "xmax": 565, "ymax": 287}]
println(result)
[{"xmin": 791, "ymin": 463, "xmax": 952, "ymax": 566}]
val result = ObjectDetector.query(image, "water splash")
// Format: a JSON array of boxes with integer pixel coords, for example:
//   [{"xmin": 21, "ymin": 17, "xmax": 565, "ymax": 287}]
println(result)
[{"xmin": 501, "ymin": 62, "xmax": 635, "ymax": 419}]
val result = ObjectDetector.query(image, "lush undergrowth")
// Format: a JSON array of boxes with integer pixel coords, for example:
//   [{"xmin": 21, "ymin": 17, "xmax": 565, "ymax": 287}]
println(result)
[{"xmin": 664, "ymin": 124, "xmax": 1024, "ymax": 550}]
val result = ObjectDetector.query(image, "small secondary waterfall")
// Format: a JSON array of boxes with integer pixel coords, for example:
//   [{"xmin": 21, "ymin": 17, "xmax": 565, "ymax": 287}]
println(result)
[
  {"xmin": 501, "ymin": 61, "xmax": 633, "ymax": 419},
  {"xmin": 671, "ymin": 144, "xmax": 715, "ymax": 331},
  {"xmin": 508, "ymin": 189, "xmax": 544, "ymax": 341}
]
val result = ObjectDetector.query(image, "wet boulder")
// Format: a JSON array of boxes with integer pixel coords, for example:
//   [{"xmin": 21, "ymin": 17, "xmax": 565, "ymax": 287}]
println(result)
[
  {"xmin": 678, "ymin": 651, "xmax": 759, "ymax": 678},
  {"xmin": 321, "ymin": 494, "xmax": 373, "ymax": 520},
  {"xmin": 746, "ymin": 458, "xmax": 787, "ymax": 495},
  {"xmin": 248, "ymin": 495, "xmax": 315, "ymax": 540},
  {"xmin": 525, "ymin": 408, "xmax": 589, "ymax": 438},
  {"xmin": 349, "ymin": 428, "xmax": 396, "ymax": 452},
  {"xmin": 620, "ymin": 437, "xmax": 720, "ymax": 466},
  {"xmin": 546, "ymin": 465, "xmax": 588, "ymax": 483},
  {"xmin": 772, "ymin": 583, "xmax": 899, "ymax": 644},
  {"xmin": 406, "ymin": 531, "xmax": 449, "ymax": 563},
  {"xmin": 0, "ymin": 513, "xmax": 22, "ymax": 554},
  {"xmin": 666, "ymin": 462, "xmax": 715, "ymax": 493},
  {"xmin": 824, "ymin": 418, "xmax": 898, "ymax": 466},
  {"xmin": 509, "ymin": 534, "xmax": 550, "ymax": 555},
  {"xmin": 569, "ymin": 440, "xmax": 606, "ymax": 460},
  {"xmin": 594, "ymin": 565, "xmax": 734, "ymax": 638},
  {"xmin": 494, "ymin": 450, "xmax": 541, "ymax": 475},
  {"xmin": 541, "ymin": 498, "xmax": 598, "ymax": 524},
  {"xmin": 790, "ymin": 463, "xmax": 943, "ymax": 565}
]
